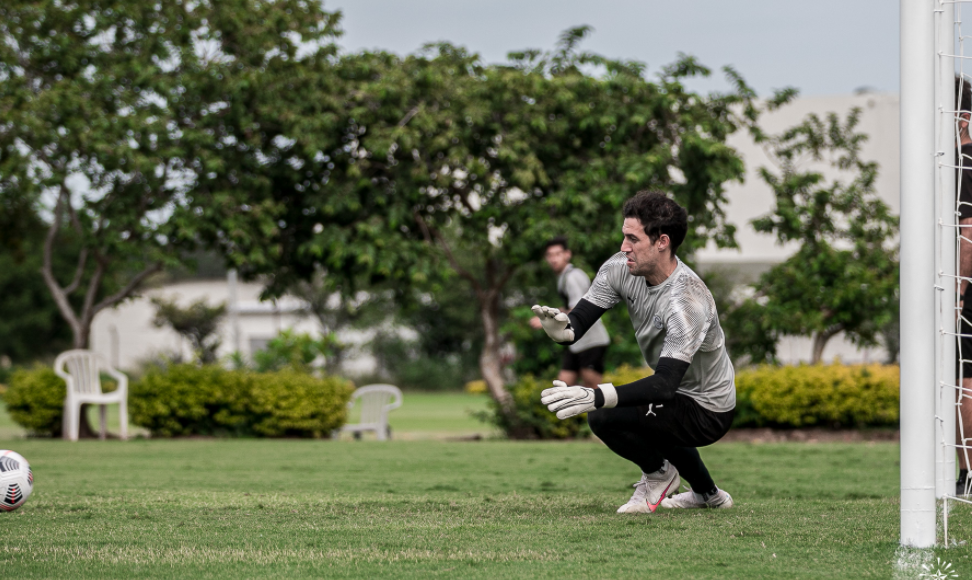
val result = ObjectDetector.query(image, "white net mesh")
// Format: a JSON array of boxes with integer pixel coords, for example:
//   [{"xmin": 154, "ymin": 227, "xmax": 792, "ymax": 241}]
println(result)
[{"xmin": 939, "ymin": 0, "xmax": 972, "ymax": 544}]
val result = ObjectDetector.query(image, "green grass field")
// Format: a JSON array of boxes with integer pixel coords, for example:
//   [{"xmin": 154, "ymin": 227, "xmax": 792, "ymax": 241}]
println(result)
[{"xmin": 0, "ymin": 395, "xmax": 969, "ymax": 578}]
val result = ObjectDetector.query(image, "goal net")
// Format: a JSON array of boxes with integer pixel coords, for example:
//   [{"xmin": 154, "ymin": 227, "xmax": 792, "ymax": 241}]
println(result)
[{"xmin": 936, "ymin": 0, "xmax": 968, "ymax": 547}]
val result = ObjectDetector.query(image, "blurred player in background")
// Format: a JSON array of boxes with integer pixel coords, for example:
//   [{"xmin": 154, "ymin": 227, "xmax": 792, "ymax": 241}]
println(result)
[
  {"xmin": 530, "ymin": 237, "xmax": 610, "ymax": 389},
  {"xmin": 532, "ymin": 191, "xmax": 735, "ymax": 513}
]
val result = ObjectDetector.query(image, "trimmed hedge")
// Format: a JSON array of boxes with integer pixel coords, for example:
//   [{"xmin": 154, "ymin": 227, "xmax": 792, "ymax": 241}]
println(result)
[
  {"xmin": 3, "ymin": 366, "xmax": 66, "ymax": 437},
  {"xmin": 130, "ymin": 364, "xmax": 354, "ymax": 438},
  {"xmin": 734, "ymin": 363, "xmax": 899, "ymax": 428}
]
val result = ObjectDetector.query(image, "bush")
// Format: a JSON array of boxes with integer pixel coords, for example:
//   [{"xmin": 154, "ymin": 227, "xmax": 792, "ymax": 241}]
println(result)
[
  {"xmin": 603, "ymin": 364, "xmax": 654, "ymax": 385},
  {"xmin": 473, "ymin": 375, "xmax": 590, "ymax": 440},
  {"xmin": 734, "ymin": 363, "xmax": 899, "ymax": 428},
  {"xmin": 247, "ymin": 371, "xmax": 355, "ymax": 437},
  {"xmin": 129, "ymin": 364, "xmax": 241, "ymax": 437},
  {"xmin": 130, "ymin": 364, "xmax": 354, "ymax": 438},
  {"xmin": 3, "ymin": 366, "xmax": 66, "ymax": 437},
  {"xmin": 251, "ymin": 330, "xmax": 339, "ymax": 373}
]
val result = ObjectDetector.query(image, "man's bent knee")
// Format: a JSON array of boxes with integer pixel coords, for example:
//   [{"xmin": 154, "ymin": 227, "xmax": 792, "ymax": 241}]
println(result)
[{"xmin": 587, "ymin": 407, "xmax": 615, "ymax": 436}]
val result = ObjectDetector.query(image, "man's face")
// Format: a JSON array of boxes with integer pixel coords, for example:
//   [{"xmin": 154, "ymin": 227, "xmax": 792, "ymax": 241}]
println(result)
[
  {"xmin": 544, "ymin": 245, "xmax": 571, "ymax": 274},
  {"xmin": 620, "ymin": 217, "xmax": 667, "ymax": 278}
]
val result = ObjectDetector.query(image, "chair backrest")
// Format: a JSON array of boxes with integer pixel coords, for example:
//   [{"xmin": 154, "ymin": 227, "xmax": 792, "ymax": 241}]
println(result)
[
  {"xmin": 53, "ymin": 350, "xmax": 106, "ymax": 395},
  {"xmin": 352, "ymin": 384, "xmax": 403, "ymax": 425}
]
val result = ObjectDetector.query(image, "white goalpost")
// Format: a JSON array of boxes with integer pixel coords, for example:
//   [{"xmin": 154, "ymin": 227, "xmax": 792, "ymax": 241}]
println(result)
[
  {"xmin": 901, "ymin": 0, "xmax": 969, "ymax": 548},
  {"xmin": 900, "ymin": 0, "xmax": 940, "ymax": 549}
]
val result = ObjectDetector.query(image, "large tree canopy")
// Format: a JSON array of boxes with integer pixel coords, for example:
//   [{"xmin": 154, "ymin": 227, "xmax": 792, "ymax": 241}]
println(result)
[
  {"xmin": 0, "ymin": 0, "xmax": 340, "ymax": 348},
  {"xmin": 199, "ymin": 27, "xmax": 790, "ymax": 413}
]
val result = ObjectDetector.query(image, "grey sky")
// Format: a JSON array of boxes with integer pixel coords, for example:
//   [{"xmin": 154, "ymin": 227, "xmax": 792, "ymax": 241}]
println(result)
[{"xmin": 326, "ymin": 0, "xmax": 898, "ymax": 98}]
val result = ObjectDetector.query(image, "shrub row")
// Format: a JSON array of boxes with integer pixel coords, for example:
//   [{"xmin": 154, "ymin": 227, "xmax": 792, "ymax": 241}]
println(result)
[
  {"xmin": 2, "ymin": 364, "xmax": 354, "ymax": 438},
  {"xmin": 733, "ymin": 363, "xmax": 899, "ymax": 429},
  {"xmin": 477, "ymin": 362, "xmax": 899, "ymax": 438}
]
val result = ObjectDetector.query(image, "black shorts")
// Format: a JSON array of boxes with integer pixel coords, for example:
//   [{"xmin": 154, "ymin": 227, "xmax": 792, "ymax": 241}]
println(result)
[
  {"xmin": 961, "ymin": 308, "xmax": 972, "ymax": 378},
  {"xmin": 589, "ymin": 393, "xmax": 734, "ymax": 449},
  {"xmin": 561, "ymin": 345, "xmax": 607, "ymax": 374},
  {"xmin": 960, "ymin": 287, "xmax": 972, "ymax": 377}
]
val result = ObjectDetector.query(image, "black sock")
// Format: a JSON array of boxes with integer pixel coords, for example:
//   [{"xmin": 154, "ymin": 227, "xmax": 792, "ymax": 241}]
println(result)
[{"xmin": 960, "ymin": 469, "xmax": 968, "ymax": 484}]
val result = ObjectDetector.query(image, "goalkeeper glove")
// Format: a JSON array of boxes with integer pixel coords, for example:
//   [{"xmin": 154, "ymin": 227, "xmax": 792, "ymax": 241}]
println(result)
[
  {"xmin": 540, "ymin": 380, "xmax": 618, "ymax": 420},
  {"xmin": 531, "ymin": 305, "xmax": 575, "ymax": 342}
]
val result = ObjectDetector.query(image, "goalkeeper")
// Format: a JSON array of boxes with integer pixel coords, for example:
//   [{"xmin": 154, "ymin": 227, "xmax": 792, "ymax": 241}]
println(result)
[{"xmin": 532, "ymin": 191, "xmax": 735, "ymax": 514}]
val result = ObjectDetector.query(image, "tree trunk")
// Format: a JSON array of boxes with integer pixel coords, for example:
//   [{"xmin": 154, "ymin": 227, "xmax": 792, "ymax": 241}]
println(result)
[
  {"xmin": 479, "ymin": 289, "xmax": 514, "ymax": 414},
  {"xmin": 810, "ymin": 325, "xmax": 843, "ymax": 364}
]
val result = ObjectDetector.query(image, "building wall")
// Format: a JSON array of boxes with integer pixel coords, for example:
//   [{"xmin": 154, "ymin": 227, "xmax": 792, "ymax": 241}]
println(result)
[
  {"xmin": 693, "ymin": 92, "xmax": 899, "ymax": 365},
  {"xmin": 89, "ymin": 279, "xmax": 378, "ymax": 373}
]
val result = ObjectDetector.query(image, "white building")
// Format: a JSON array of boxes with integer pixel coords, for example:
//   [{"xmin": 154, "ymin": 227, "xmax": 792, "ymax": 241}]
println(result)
[
  {"xmin": 91, "ymin": 92, "xmax": 901, "ymax": 370},
  {"xmin": 90, "ymin": 277, "xmax": 380, "ymax": 374}
]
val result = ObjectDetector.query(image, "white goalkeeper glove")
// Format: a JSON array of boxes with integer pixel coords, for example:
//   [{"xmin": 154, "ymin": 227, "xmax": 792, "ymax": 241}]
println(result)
[
  {"xmin": 531, "ymin": 305, "xmax": 575, "ymax": 342},
  {"xmin": 540, "ymin": 380, "xmax": 618, "ymax": 420}
]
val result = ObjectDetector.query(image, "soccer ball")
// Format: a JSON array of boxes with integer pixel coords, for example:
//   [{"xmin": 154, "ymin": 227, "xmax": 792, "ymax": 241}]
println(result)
[{"xmin": 0, "ymin": 450, "xmax": 33, "ymax": 511}]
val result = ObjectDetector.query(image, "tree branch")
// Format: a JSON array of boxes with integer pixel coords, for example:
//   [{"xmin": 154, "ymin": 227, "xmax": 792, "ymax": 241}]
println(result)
[
  {"xmin": 92, "ymin": 261, "xmax": 164, "ymax": 316},
  {"xmin": 412, "ymin": 210, "xmax": 481, "ymax": 293},
  {"xmin": 60, "ymin": 186, "xmax": 89, "ymax": 294},
  {"xmin": 397, "ymin": 106, "xmax": 420, "ymax": 128},
  {"xmin": 40, "ymin": 190, "xmax": 81, "ymax": 337}
]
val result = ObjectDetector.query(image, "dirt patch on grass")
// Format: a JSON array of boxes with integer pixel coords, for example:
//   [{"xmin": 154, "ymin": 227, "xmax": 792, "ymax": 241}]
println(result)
[{"xmin": 721, "ymin": 427, "xmax": 899, "ymax": 443}]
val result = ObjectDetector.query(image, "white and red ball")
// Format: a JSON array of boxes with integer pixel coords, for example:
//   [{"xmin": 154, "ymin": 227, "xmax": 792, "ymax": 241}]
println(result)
[{"xmin": 0, "ymin": 450, "xmax": 32, "ymax": 511}]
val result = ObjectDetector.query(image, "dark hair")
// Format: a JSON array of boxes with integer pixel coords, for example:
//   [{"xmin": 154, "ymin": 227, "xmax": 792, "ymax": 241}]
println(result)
[
  {"xmin": 958, "ymin": 74, "xmax": 972, "ymax": 115},
  {"xmin": 622, "ymin": 191, "xmax": 688, "ymax": 255},
  {"xmin": 544, "ymin": 236, "xmax": 569, "ymax": 252}
]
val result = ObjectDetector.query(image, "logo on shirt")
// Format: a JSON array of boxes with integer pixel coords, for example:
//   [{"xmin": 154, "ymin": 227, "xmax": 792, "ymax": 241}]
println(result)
[
  {"xmin": 652, "ymin": 314, "xmax": 664, "ymax": 330},
  {"xmin": 645, "ymin": 404, "xmax": 664, "ymax": 417}
]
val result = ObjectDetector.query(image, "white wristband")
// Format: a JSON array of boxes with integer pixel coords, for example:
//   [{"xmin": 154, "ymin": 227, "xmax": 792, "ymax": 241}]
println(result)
[{"xmin": 598, "ymin": 383, "xmax": 618, "ymax": 409}]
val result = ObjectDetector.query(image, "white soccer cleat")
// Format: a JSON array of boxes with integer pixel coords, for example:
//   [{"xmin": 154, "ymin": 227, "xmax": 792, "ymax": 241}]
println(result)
[
  {"xmin": 616, "ymin": 461, "xmax": 681, "ymax": 514},
  {"xmin": 661, "ymin": 487, "xmax": 734, "ymax": 509}
]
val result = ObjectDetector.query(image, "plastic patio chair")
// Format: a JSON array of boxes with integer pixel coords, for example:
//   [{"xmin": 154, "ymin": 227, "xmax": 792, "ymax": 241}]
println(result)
[
  {"xmin": 341, "ymin": 384, "xmax": 403, "ymax": 441},
  {"xmin": 53, "ymin": 349, "xmax": 128, "ymax": 442}
]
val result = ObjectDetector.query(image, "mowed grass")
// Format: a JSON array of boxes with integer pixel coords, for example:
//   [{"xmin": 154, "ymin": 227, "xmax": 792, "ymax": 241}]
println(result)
[
  {"xmin": 0, "ymin": 396, "xmax": 970, "ymax": 578},
  {"xmin": 2, "ymin": 438, "xmax": 968, "ymax": 579}
]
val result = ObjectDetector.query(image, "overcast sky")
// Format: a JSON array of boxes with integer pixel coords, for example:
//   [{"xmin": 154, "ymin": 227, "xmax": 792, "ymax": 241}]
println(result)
[{"xmin": 326, "ymin": 0, "xmax": 899, "ymax": 98}]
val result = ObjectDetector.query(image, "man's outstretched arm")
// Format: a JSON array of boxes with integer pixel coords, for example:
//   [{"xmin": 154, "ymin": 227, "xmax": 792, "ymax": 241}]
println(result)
[{"xmin": 531, "ymin": 298, "xmax": 607, "ymax": 345}]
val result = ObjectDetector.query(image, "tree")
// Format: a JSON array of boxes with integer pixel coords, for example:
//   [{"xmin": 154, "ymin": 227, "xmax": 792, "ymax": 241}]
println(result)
[
  {"xmin": 286, "ymin": 270, "xmax": 390, "ymax": 374},
  {"xmin": 194, "ymin": 28, "xmax": 788, "ymax": 419},
  {"xmin": 745, "ymin": 109, "xmax": 899, "ymax": 363},
  {"xmin": 150, "ymin": 297, "xmax": 226, "ymax": 364},
  {"xmin": 0, "ymin": 0, "xmax": 340, "ymax": 350},
  {"xmin": 0, "ymin": 212, "xmax": 74, "ymax": 363}
]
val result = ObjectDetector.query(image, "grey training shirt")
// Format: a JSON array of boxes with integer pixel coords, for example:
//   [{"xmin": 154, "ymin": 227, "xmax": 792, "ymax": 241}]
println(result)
[
  {"xmin": 557, "ymin": 264, "xmax": 611, "ymax": 354},
  {"xmin": 583, "ymin": 253, "xmax": 736, "ymax": 412}
]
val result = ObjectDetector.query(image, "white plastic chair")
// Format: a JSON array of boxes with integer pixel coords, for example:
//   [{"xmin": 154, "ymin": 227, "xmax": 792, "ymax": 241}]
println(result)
[
  {"xmin": 341, "ymin": 384, "xmax": 403, "ymax": 441},
  {"xmin": 53, "ymin": 350, "xmax": 128, "ymax": 442}
]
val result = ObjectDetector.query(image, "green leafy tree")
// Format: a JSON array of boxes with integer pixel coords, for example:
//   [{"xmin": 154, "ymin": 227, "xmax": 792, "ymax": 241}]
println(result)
[
  {"xmin": 0, "ymin": 213, "xmax": 73, "ymax": 363},
  {"xmin": 0, "ymin": 0, "xmax": 340, "ymax": 349},
  {"xmin": 286, "ymin": 270, "xmax": 391, "ymax": 373},
  {"xmin": 150, "ymin": 297, "xmax": 227, "ymax": 364},
  {"xmin": 744, "ymin": 109, "xmax": 899, "ymax": 364},
  {"xmin": 195, "ymin": 27, "xmax": 789, "ymax": 418},
  {"xmin": 251, "ymin": 330, "xmax": 339, "ymax": 374}
]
